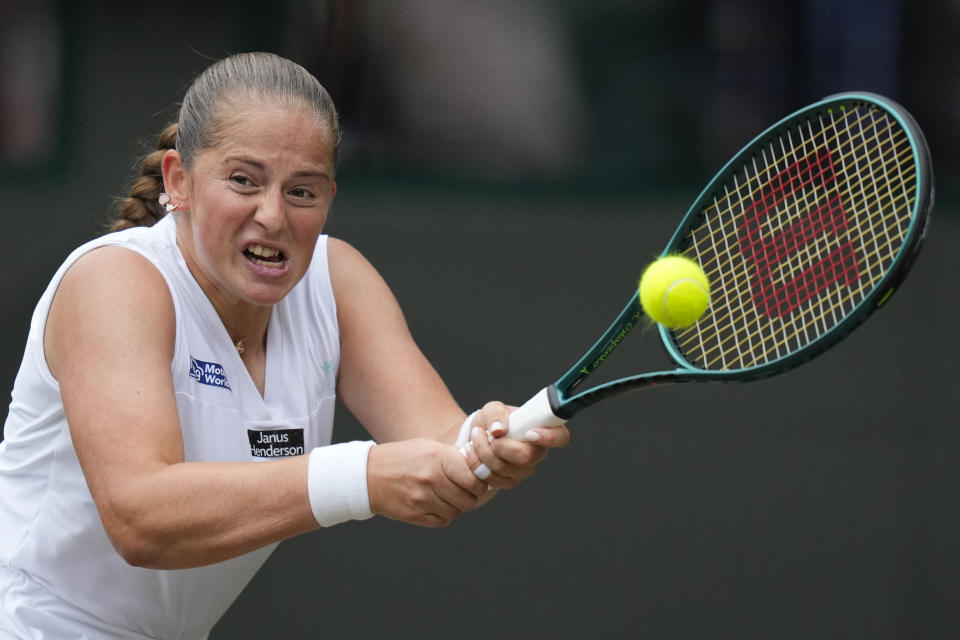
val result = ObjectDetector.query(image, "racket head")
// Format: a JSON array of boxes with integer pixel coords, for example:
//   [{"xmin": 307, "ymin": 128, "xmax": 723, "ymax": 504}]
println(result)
[{"xmin": 660, "ymin": 92, "xmax": 933, "ymax": 378}]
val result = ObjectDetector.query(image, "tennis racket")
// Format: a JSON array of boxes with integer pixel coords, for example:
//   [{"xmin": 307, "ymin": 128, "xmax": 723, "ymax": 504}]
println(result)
[{"xmin": 487, "ymin": 92, "xmax": 933, "ymax": 442}]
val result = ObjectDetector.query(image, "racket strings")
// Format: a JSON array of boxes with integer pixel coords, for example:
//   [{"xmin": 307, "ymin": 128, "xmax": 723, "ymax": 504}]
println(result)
[
  {"xmin": 708, "ymin": 111, "xmax": 911, "ymax": 367},
  {"xmin": 671, "ymin": 104, "xmax": 917, "ymax": 371},
  {"xmin": 688, "ymin": 126, "xmax": 907, "ymax": 312},
  {"xmin": 711, "ymin": 119, "xmax": 912, "ymax": 367},
  {"xmin": 686, "ymin": 179, "xmax": 914, "ymax": 368},
  {"xmin": 691, "ymin": 110, "xmax": 905, "ymax": 272}
]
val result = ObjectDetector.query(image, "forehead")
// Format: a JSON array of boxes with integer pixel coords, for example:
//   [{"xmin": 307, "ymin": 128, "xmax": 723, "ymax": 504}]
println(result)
[{"xmin": 204, "ymin": 97, "xmax": 336, "ymax": 170}]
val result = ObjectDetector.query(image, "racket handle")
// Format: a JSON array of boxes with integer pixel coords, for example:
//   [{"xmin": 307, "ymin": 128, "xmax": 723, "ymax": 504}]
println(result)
[
  {"xmin": 503, "ymin": 387, "xmax": 567, "ymax": 439},
  {"xmin": 459, "ymin": 387, "xmax": 567, "ymax": 445},
  {"xmin": 459, "ymin": 388, "xmax": 566, "ymax": 480}
]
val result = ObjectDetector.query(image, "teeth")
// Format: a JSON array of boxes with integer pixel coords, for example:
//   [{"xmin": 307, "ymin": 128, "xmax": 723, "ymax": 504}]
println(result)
[{"xmin": 247, "ymin": 244, "xmax": 280, "ymax": 258}]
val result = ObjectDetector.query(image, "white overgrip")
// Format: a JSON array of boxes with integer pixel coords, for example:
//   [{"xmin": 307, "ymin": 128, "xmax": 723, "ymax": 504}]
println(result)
[{"xmin": 504, "ymin": 387, "xmax": 567, "ymax": 439}]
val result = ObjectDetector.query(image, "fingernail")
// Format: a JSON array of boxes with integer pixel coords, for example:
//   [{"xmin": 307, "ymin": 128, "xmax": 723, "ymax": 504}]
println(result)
[
  {"xmin": 522, "ymin": 430, "xmax": 541, "ymax": 443},
  {"xmin": 489, "ymin": 421, "xmax": 505, "ymax": 437},
  {"xmin": 471, "ymin": 427, "xmax": 481, "ymax": 441},
  {"xmin": 474, "ymin": 463, "xmax": 491, "ymax": 480}
]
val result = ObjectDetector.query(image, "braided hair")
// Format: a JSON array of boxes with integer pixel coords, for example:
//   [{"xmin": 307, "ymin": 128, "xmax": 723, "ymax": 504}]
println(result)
[{"xmin": 110, "ymin": 123, "xmax": 177, "ymax": 232}]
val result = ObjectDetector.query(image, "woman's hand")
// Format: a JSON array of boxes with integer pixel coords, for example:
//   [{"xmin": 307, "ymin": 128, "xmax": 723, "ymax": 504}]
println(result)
[
  {"xmin": 461, "ymin": 402, "xmax": 571, "ymax": 490},
  {"xmin": 366, "ymin": 438, "xmax": 490, "ymax": 527}
]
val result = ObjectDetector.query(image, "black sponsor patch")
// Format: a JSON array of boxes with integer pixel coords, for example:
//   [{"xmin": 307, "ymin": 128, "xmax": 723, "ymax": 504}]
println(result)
[{"xmin": 247, "ymin": 428, "xmax": 305, "ymax": 458}]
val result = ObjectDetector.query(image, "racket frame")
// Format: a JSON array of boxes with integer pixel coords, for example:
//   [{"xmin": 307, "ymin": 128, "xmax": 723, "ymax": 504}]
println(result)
[{"xmin": 546, "ymin": 92, "xmax": 933, "ymax": 421}]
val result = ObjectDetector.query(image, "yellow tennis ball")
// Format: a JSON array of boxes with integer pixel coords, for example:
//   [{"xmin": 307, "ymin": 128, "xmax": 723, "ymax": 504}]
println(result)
[{"xmin": 638, "ymin": 256, "xmax": 711, "ymax": 328}]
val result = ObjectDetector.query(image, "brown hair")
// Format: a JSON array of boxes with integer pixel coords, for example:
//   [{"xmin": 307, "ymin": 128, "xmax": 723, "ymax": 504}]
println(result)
[
  {"xmin": 111, "ymin": 52, "xmax": 341, "ymax": 232},
  {"xmin": 110, "ymin": 124, "xmax": 177, "ymax": 232}
]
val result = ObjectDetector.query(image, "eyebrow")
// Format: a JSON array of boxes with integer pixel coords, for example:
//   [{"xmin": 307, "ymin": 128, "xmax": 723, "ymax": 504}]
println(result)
[{"xmin": 226, "ymin": 156, "xmax": 330, "ymax": 179}]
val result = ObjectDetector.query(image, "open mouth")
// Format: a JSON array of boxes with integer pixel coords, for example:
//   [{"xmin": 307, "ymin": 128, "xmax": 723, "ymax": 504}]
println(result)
[{"xmin": 244, "ymin": 244, "xmax": 286, "ymax": 267}]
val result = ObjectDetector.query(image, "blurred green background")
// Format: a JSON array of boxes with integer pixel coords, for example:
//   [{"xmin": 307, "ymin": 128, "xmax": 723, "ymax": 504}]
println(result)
[{"xmin": 1, "ymin": 1, "xmax": 958, "ymax": 638}]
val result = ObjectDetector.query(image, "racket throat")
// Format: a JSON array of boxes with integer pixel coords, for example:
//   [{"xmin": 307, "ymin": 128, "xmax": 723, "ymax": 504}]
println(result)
[{"xmin": 547, "ymin": 385, "xmax": 576, "ymax": 421}]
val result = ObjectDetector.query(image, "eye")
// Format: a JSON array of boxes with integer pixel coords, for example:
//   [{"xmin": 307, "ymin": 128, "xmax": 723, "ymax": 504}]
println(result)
[
  {"xmin": 288, "ymin": 187, "xmax": 315, "ymax": 200},
  {"xmin": 230, "ymin": 174, "xmax": 254, "ymax": 187}
]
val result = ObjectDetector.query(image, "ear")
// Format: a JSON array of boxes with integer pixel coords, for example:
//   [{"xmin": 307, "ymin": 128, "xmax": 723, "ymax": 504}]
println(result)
[{"xmin": 160, "ymin": 150, "xmax": 189, "ymax": 209}]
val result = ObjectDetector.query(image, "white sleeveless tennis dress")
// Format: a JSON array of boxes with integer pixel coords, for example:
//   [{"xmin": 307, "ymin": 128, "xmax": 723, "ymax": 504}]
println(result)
[{"xmin": 0, "ymin": 213, "xmax": 340, "ymax": 639}]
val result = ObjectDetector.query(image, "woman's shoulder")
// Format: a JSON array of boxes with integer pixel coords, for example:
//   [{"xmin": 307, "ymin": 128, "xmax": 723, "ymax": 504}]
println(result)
[
  {"xmin": 61, "ymin": 245, "xmax": 173, "ymax": 310},
  {"xmin": 325, "ymin": 236, "xmax": 380, "ymax": 286},
  {"xmin": 45, "ymin": 244, "xmax": 176, "ymax": 380},
  {"xmin": 58, "ymin": 220, "xmax": 175, "ymax": 286},
  {"xmin": 324, "ymin": 235, "xmax": 356, "ymax": 262}
]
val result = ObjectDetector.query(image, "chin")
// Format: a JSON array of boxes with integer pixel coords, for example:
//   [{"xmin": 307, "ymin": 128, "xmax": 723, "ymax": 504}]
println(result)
[
  {"xmin": 247, "ymin": 289, "xmax": 292, "ymax": 307},
  {"xmin": 238, "ymin": 279, "xmax": 296, "ymax": 306}
]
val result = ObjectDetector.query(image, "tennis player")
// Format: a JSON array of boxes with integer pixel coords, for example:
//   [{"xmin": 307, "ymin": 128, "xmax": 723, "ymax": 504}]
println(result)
[{"xmin": 0, "ymin": 52, "xmax": 569, "ymax": 639}]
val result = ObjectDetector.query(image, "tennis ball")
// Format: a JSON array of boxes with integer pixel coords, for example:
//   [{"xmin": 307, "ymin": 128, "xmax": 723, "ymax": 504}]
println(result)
[{"xmin": 638, "ymin": 255, "xmax": 711, "ymax": 328}]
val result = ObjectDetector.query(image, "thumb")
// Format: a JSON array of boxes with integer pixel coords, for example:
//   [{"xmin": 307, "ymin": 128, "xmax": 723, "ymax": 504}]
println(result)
[{"xmin": 446, "ymin": 445, "xmax": 489, "ymax": 497}]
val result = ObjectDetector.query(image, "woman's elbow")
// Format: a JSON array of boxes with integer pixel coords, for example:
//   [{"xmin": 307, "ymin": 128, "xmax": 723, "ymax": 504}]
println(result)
[{"xmin": 96, "ymin": 498, "xmax": 168, "ymax": 568}]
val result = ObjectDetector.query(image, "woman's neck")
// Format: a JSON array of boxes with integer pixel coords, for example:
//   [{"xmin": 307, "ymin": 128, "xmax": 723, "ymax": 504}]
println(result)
[{"xmin": 174, "ymin": 216, "xmax": 272, "ymax": 356}]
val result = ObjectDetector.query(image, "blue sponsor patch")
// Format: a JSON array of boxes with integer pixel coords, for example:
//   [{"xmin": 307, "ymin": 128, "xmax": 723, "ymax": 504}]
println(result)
[{"xmin": 189, "ymin": 357, "xmax": 232, "ymax": 390}]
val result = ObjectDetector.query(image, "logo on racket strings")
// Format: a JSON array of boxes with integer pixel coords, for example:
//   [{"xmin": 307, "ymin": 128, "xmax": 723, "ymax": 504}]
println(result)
[{"xmin": 738, "ymin": 151, "xmax": 861, "ymax": 318}]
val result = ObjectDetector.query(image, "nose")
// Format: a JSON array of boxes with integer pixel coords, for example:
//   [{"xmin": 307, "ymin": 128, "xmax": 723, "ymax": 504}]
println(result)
[{"xmin": 254, "ymin": 189, "xmax": 287, "ymax": 233}]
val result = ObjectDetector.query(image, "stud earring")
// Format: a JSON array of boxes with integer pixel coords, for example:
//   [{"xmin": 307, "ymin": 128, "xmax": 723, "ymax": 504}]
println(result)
[{"xmin": 158, "ymin": 193, "xmax": 178, "ymax": 213}]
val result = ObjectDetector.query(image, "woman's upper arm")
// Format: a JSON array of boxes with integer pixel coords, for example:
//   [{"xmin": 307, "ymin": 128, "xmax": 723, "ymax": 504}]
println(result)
[
  {"xmin": 327, "ymin": 237, "xmax": 464, "ymax": 442},
  {"xmin": 45, "ymin": 246, "xmax": 184, "ymax": 510}
]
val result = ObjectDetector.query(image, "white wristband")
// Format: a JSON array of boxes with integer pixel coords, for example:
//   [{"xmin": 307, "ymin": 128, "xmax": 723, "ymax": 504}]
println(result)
[
  {"xmin": 454, "ymin": 411, "xmax": 478, "ymax": 448},
  {"xmin": 307, "ymin": 441, "xmax": 376, "ymax": 527}
]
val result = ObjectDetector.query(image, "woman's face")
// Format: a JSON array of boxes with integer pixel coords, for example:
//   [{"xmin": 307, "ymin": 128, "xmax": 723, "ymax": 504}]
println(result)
[{"xmin": 169, "ymin": 99, "xmax": 337, "ymax": 310}]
